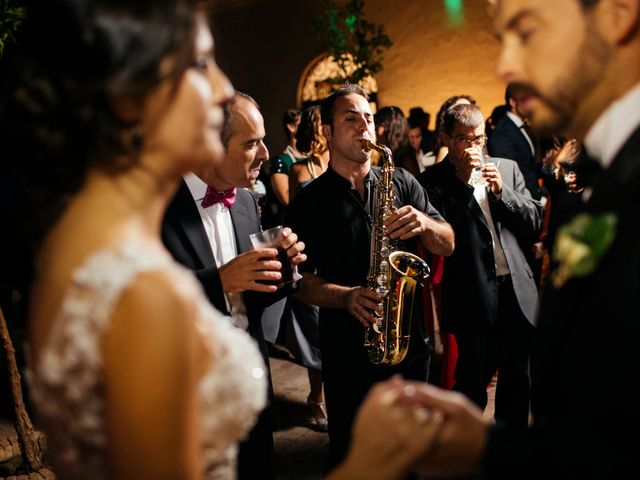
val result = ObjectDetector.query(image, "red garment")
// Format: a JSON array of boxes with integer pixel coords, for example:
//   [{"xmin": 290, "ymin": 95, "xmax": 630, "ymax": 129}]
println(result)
[{"xmin": 418, "ymin": 249, "xmax": 457, "ymax": 390}]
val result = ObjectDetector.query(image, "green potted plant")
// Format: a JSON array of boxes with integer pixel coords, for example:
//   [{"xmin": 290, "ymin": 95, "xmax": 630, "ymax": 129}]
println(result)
[{"xmin": 313, "ymin": 0, "xmax": 392, "ymax": 88}]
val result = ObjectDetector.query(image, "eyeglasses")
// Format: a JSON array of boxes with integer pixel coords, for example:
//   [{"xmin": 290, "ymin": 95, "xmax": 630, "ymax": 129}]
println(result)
[{"xmin": 451, "ymin": 134, "xmax": 487, "ymax": 146}]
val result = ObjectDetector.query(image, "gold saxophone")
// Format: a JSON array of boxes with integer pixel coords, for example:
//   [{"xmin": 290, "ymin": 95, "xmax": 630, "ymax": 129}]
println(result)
[{"xmin": 362, "ymin": 139, "xmax": 430, "ymax": 365}]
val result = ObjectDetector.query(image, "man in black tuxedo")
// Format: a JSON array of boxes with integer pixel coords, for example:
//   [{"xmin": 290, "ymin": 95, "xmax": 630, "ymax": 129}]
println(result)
[
  {"xmin": 488, "ymin": 84, "xmax": 542, "ymax": 201},
  {"xmin": 162, "ymin": 92, "xmax": 305, "ymax": 480},
  {"xmin": 383, "ymin": 0, "xmax": 640, "ymax": 478},
  {"xmin": 418, "ymin": 103, "xmax": 542, "ymax": 428}
]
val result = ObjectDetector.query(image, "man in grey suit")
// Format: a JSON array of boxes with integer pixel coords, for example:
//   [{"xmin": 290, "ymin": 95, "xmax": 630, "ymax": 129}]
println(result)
[{"xmin": 418, "ymin": 103, "xmax": 542, "ymax": 428}]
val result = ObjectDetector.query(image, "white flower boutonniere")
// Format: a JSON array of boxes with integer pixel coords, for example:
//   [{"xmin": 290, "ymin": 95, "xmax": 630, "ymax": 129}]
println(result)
[{"xmin": 552, "ymin": 212, "xmax": 618, "ymax": 288}]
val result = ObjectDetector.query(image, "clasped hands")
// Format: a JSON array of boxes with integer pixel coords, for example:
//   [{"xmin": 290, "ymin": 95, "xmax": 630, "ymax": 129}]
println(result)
[
  {"xmin": 332, "ymin": 377, "xmax": 488, "ymax": 480},
  {"xmin": 219, "ymin": 227, "xmax": 306, "ymax": 293}
]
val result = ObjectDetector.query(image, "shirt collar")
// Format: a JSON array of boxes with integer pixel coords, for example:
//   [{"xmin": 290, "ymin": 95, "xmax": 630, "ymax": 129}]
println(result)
[
  {"xmin": 327, "ymin": 164, "xmax": 376, "ymax": 189},
  {"xmin": 506, "ymin": 111, "xmax": 525, "ymax": 128},
  {"xmin": 584, "ymin": 82, "xmax": 640, "ymax": 168},
  {"xmin": 183, "ymin": 172, "xmax": 208, "ymax": 204}
]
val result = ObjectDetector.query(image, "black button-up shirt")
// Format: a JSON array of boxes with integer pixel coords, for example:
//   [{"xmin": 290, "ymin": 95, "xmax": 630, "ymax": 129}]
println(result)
[{"xmin": 286, "ymin": 165, "xmax": 444, "ymax": 361}]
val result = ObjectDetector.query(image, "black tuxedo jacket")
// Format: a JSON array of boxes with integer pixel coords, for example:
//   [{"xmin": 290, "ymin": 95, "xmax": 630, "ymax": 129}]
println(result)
[
  {"xmin": 162, "ymin": 181, "xmax": 290, "ymax": 479},
  {"xmin": 488, "ymin": 115, "xmax": 542, "ymax": 200},
  {"xmin": 162, "ymin": 181, "xmax": 293, "ymax": 362},
  {"xmin": 485, "ymin": 126, "xmax": 640, "ymax": 479},
  {"xmin": 417, "ymin": 157, "xmax": 542, "ymax": 334}
]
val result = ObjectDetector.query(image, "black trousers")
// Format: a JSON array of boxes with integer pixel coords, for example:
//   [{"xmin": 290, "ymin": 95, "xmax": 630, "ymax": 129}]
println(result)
[
  {"xmin": 453, "ymin": 277, "xmax": 534, "ymax": 428},
  {"xmin": 237, "ymin": 334, "xmax": 275, "ymax": 480},
  {"xmin": 236, "ymin": 405, "xmax": 274, "ymax": 480},
  {"xmin": 322, "ymin": 344, "xmax": 430, "ymax": 473}
]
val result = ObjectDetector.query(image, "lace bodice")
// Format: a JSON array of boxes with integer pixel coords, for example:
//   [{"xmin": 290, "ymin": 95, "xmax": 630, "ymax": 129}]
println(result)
[{"xmin": 28, "ymin": 243, "xmax": 267, "ymax": 479}]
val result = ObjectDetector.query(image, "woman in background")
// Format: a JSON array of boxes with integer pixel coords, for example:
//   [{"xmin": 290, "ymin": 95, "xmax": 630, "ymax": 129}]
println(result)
[
  {"xmin": 263, "ymin": 108, "xmax": 303, "ymax": 227},
  {"xmin": 289, "ymin": 105, "xmax": 330, "ymax": 198},
  {"xmin": 286, "ymin": 105, "xmax": 329, "ymax": 430},
  {"xmin": 374, "ymin": 106, "xmax": 420, "ymax": 176}
]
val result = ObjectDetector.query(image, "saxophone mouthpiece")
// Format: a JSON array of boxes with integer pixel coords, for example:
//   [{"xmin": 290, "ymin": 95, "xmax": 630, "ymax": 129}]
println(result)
[
  {"xmin": 360, "ymin": 138, "xmax": 391, "ymax": 157},
  {"xmin": 361, "ymin": 138, "xmax": 375, "ymax": 151}
]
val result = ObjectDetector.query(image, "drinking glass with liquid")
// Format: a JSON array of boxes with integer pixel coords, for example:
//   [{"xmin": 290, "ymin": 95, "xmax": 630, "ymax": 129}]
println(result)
[{"xmin": 249, "ymin": 225, "xmax": 301, "ymax": 288}]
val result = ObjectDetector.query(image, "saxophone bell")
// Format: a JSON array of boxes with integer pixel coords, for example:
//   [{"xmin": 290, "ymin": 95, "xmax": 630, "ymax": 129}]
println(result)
[{"xmin": 363, "ymin": 139, "xmax": 429, "ymax": 366}]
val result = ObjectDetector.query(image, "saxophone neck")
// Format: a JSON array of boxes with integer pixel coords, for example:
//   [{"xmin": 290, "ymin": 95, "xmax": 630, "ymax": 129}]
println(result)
[{"xmin": 361, "ymin": 138, "xmax": 392, "ymax": 158}]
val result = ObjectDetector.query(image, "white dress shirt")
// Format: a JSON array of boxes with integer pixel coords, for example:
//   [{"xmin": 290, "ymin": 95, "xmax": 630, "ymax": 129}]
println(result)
[
  {"xmin": 183, "ymin": 172, "xmax": 249, "ymax": 330},
  {"xmin": 507, "ymin": 111, "xmax": 535, "ymax": 157},
  {"xmin": 473, "ymin": 186, "xmax": 511, "ymax": 277},
  {"xmin": 584, "ymin": 82, "xmax": 640, "ymax": 168}
]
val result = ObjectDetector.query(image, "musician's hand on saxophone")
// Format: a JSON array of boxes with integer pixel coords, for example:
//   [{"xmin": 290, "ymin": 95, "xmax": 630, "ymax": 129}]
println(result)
[
  {"xmin": 344, "ymin": 286, "xmax": 383, "ymax": 328},
  {"xmin": 385, "ymin": 205, "xmax": 432, "ymax": 241}
]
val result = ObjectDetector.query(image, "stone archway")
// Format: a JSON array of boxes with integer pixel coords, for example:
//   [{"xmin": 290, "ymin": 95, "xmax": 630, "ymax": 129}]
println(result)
[{"xmin": 296, "ymin": 53, "xmax": 379, "ymax": 110}]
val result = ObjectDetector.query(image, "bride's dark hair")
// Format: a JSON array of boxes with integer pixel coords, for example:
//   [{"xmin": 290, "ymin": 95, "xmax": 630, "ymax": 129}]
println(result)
[{"xmin": 0, "ymin": 0, "xmax": 199, "ymax": 197}]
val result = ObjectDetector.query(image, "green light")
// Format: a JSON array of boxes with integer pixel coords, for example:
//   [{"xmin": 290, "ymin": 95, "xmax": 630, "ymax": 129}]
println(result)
[
  {"xmin": 445, "ymin": 0, "xmax": 464, "ymax": 26},
  {"xmin": 345, "ymin": 14, "xmax": 357, "ymax": 33}
]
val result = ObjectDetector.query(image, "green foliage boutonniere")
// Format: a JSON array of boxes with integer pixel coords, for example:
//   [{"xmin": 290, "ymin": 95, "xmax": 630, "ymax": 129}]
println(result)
[{"xmin": 552, "ymin": 212, "xmax": 618, "ymax": 288}]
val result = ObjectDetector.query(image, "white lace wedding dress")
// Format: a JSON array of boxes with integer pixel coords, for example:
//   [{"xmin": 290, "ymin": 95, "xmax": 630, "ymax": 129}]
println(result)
[{"xmin": 28, "ymin": 243, "xmax": 267, "ymax": 479}]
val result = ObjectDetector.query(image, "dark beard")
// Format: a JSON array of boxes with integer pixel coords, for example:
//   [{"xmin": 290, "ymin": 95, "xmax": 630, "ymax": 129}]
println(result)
[{"xmin": 513, "ymin": 25, "xmax": 610, "ymax": 137}]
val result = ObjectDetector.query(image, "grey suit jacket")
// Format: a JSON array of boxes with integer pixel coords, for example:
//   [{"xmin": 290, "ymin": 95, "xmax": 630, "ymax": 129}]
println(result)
[{"xmin": 418, "ymin": 157, "xmax": 543, "ymax": 334}]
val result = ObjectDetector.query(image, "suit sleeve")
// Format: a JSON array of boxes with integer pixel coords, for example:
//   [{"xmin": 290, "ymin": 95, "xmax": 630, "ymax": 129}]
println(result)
[
  {"xmin": 194, "ymin": 267, "xmax": 229, "ymax": 313},
  {"xmin": 399, "ymin": 167, "xmax": 445, "ymax": 221},
  {"xmin": 490, "ymin": 159, "xmax": 543, "ymax": 244},
  {"xmin": 284, "ymin": 191, "xmax": 317, "ymax": 276},
  {"xmin": 241, "ymin": 190, "xmax": 297, "ymax": 308},
  {"xmin": 488, "ymin": 128, "xmax": 519, "ymax": 161},
  {"xmin": 161, "ymin": 221, "xmax": 230, "ymax": 314},
  {"xmin": 484, "ymin": 413, "xmax": 632, "ymax": 480}
]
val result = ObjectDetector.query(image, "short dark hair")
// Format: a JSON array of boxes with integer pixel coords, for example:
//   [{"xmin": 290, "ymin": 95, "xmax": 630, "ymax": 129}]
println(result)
[
  {"xmin": 282, "ymin": 108, "xmax": 302, "ymax": 139},
  {"xmin": 408, "ymin": 107, "xmax": 427, "ymax": 123},
  {"xmin": 320, "ymin": 83, "xmax": 369, "ymax": 126},
  {"xmin": 505, "ymin": 83, "xmax": 515, "ymax": 105},
  {"xmin": 505, "ymin": 82, "xmax": 529, "ymax": 109},
  {"xmin": 432, "ymin": 94, "xmax": 478, "ymax": 150},
  {"xmin": 221, "ymin": 91, "xmax": 259, "ymax": 150},
  {"xmin": 443, "ymin": 104, "xmax": 484, "ymax": 137}
]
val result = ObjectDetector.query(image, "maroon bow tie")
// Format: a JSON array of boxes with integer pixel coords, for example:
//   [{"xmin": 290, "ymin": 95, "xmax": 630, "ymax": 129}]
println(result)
[{"xmin": 201, "ymin": 187, "xmax": 237, "ymax": 209}]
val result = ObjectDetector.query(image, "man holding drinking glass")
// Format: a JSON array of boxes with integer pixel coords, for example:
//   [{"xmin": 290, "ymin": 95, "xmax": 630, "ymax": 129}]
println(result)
[
  {"xmin": 417, "ymin": 103, "xmax": 543, "ymax": 428},
  {"xmin": 162, "ymin": 91, "xmax": 306, "ymax": 480}
]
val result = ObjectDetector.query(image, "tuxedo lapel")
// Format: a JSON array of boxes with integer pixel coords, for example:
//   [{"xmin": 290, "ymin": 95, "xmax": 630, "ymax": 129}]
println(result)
[
  {"xmin": 511, "ymin": 117, "xmax": 535, "ymax": 157},
  {"xmin": 467, "ymin": 191, "xmax": 491, "ymax": 232},
  {"xmin": 173, "ymin": 181, "xmax": 216, "ymax": 268},
  {"xmin": 230, "ymin": 191, "xmax": 254, "ymax": 254},
  {"xmin": 587, "ymin": 125, "xmax": 640, "ymax": 213}
]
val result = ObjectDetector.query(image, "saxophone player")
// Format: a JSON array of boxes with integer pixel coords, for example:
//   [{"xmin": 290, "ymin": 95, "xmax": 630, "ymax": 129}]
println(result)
[{"xmin": 286, "ymin": 84, "xmax": 454, "ymax": 472}]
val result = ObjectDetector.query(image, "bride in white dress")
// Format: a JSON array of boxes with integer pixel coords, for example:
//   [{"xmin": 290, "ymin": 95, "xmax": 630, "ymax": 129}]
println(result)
[{"xmin": 1, "ymin": 1, "xmax": 296, "ymax": 478}]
